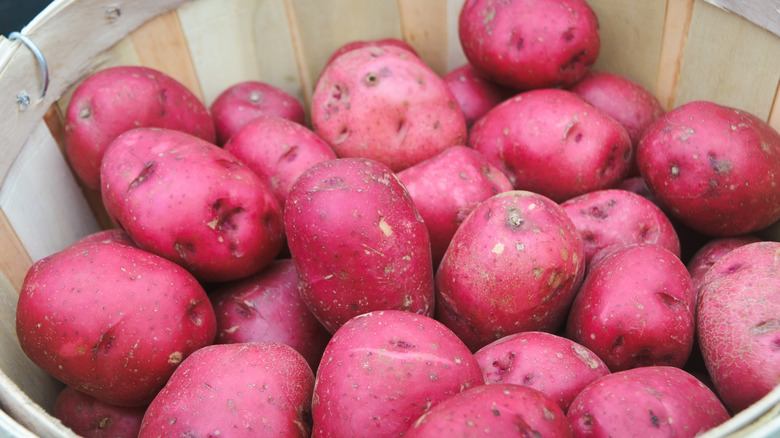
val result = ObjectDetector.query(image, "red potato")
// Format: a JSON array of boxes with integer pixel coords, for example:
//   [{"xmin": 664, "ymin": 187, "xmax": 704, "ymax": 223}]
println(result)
[
  {"xmin": 139, "ymin": 342, "xmax": 314, "ymax": 437},
  {"xmin": 209, "ymin": 259, "xmax": 331, "ymax": 371},
  {"xmin": 686, "ymin": 235, "xmax": 760, "ymax": 301},
  {"xmin": 72, "ymin": 228, "xmax": 137, "ymax": 247},
  {"xmin": 284, "ymin": 158, "xmax": 434, "ymax": 333},
  {"xmin": 560, "ymin": 189, "xmax": 680, "ymax": 266},
  {"xmin": 435, "ymin": 190, "xmax": 585, "ymax": 351},
  {"xmin": 311, "ymin": 45, "xmax": 467, "ymax": 172},
  {"xmin": 405, "ymin": 384, "xmax": 572, "ymax": 437},
  {"xmin": 637, "ymin": 100, "xmax": 780, "ymax": 236},
  {"xmin": 322, "ymin": 37, "xmax": 418, "ymax": 72},
  {"xmin": 567, "ymin": 366, "xmax": 730, "ymax": 437},
  {"xmin": 100, "ymin": 127, "xmax": 284, "ymax": 283},
  {"xmin": 312, "ymin": 310, "xmax": 484, "ymax": 437},
  {"xmin": 473, "ymin": 332, "xmax": 609, "ymax": 413},
  {"xmin": 210, "ymin": 81, "xmax": 306, "ymax": 145},
  {"xmin": 64, "ymin": 66, "xmax": 215, "ymax": 190},
  {"xmin": 566, "ymin": 243, "xmax": 696, "ymax": 372},
  {"xmin": 15, "ymin": 241, "xmax": 216, "ymax": 407},
  {"xmin": 223, "ymin": 115, "xmax": 337, "ymax": 209},
  {"xmin": 458, "ymin": 0, "xmax": 600, "ymax": 90},
  {"xmin": 696, "ymin": 241, "xmax": 780, "ymax": 413},
  {"xmin": 443, "ymin": 63, "xmax": 515, "ymax": 127},
  {"xmin": 396, "ymin": 145, "xmax": 513, "ymax": 267},
  {"xmin": 469, "ymin": 89, "xmax": 632, "ymax": 203},
  {"xmin": 54, "ymin": 386, "xmax": 145, "ymax": 438}
]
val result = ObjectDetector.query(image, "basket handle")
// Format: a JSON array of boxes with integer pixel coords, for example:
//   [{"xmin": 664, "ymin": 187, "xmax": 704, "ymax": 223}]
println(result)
[{"xmin": 8, "ymin": 31, "xmax": 49, "ymax": 110}]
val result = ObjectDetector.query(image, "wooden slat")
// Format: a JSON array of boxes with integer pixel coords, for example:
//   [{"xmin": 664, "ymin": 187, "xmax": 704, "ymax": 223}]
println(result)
[
  {"xmin": 673, "ymin": 0, "xmax": 780, "ymax": 119},
  {"xmin": 398, "ymin": 0, "xmax": 450, "ymax": 76},
  {"xmin": 446, "ymin": 0, "xmax": 468, "ymax": 73},
  {"xmin": 703, "ymin": 0, "xmax": 780, "ymax": 38},
  {"xmin": 769, "ymin": 80, "xmax": 780, "ymax": 132},
  {"xmin": 656, "ymin": 0, "xmax": 696, "ymax": 110}
]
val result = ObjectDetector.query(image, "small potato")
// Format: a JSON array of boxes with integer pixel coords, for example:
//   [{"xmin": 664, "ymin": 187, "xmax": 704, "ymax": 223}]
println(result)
[
  {"xmin": 566, "ymin": 243, "xmax": 696, "ymax": 371},
  {"xmin": 54, "ymin": 386, "xmax": 145, "ymax": 438},
  {"xmin": 436, "ymin": 190, "xmax": 585, "ymax": 351},
  {"xmin": 567, "ymin": 366, "xmax": 729, "ymax": 437},
  {"xmin": 396, "ymin": 145, "xmax": 513, "ymax": 267},
  {"xmin": 312, "ymin": 310, "xmax": 484, "ymax": 437},
  {"xmin": 443, "ymin": 63, "xmax": 515, "ymax": 127},
  {"xmin": 210, "ymin": 80, "xmax": 306, "ymax": 145},
  {"xmin": 405, "ymin": 384, "xmax": 572, "ymax": 437},
  {"xmin": 473, "ymin": 332, "xmax": 609, "ymax": 413},
  {"xmin": 140, "ymin": 342, "xmax": 314, "ymax": 437},
  {"xmin": 686, "ymin": 235, "xmax": 760, "ymax": 301},
  {"xmin": 64, "ymin": 66, "xmax": 215, "ymax": 190},
  {"xmin": 470, "ymin": 89, "xmax": 632, "ymax": 203}
]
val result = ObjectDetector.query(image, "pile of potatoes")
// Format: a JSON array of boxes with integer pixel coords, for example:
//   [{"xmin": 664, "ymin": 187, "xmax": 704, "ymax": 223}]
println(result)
[{"xmin": 14, "ymin": 0, "xmax": 780, "ymax": 436}]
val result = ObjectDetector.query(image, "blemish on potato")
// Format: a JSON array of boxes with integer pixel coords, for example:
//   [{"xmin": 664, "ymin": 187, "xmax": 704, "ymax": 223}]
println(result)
[
  {"xmin": 168, "ymin": 351, "xmax": 183, "ymax": 364},
  {"xmin": 378, "ymin": 217, "xmax": 393, "ymax": 236},
  {"xmin": 491, "ymin": 242, "xmax": 505, "ymax": 254}
]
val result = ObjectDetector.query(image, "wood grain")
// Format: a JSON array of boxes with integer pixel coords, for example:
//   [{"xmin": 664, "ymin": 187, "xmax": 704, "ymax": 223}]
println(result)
[
  {"xmin": 703, "ymin": 0, "xmax": 780, "ymax": 38},
  {"xmin": 398, "ymin": 0, "xmax": 449, "ymax": 76}
]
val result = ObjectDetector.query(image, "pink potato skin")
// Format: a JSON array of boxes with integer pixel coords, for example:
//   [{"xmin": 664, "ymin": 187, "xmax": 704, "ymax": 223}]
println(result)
[
  {"xmin": 686, "ymin": 235, "xmax": 760, "ymax": 300},
  {"xmin": 209, "ymin": 259, "xmax": 331, "ymax": 371},
  {"xmin": 210, "ymin": 81, "xmax": 306, "ymax": 145},
  {"xmin": 566, "ymin": 243, "xmax": 696, "ymax": 372},
  {"xmin": 223, "ymin": 115, "xmax": 337, "ymax": 209},
  {"xmin": 469, "ymin": 89, "xmax": 632, "ymax": 203},
  {"xmin": 560, "ymin": 189, "xmax": 680, "ymax": 266},
  {"xmin": 569, "ymin": 71, "xmax": 665, "ymax": 176},
  {"xmin": 443, "ymin": 63, "xmax": 516, "ymax": 127},
  {"xmin": 284, "ymin": 158, "xmax": 435, "ymax": 333},
  {"xmin": 405, "ymin": 384, "xmax": 572, "ymax": 437},
  {"xmin": 567, "ymin": 366, "xmax": 730, "ymax": 437},
  {"xmin": 312, "ymin": 310, "xmax": 484, "ymax": 438},
  {"xmin": 458, "ymin": 0, "xmax": 600, "ymax": 90},
  {"xmin": 696, "ymin": 241, "xmax": 780, "ymax": 413},
  {"xmin": 637, "ymin": 100, "xmax": 780, "ymax": 236},
  {"xmin": 54, "ymin": 386, "xmax": 145, "ymax": 438},
  {"xmin": 73, "ymin": 228, "xmax": 137, "ymax": 248},
  {"xmin": 139, "ymin": 342, "xmax": 314, "ymax": 437},
  {"xmin": 15, "ymin": 241, "xmax": 216, "ymax": 407},
  {"xmin": 100, "ymin": 128, "xmax": 284, "ymax": 283},
  {"xmin": 435, "ymin": 190, "xmax": 585, "ymax": 351},
  {"xmin": 396, "ymin": 145, "xmax": 513, "ymax": 267},
  {"xmin": 64, "ymin": 66, "xmax": 215, "ymax": 190},
  {"xmin": 311, "ymin": 45, "xmax": 467, "ymax": 172},
  {"xmin": 473, "ymin": 332, "xmax": 609, "ymax": 413},
  {"xmin": 322, "ymin": 38, "xmax": 419, "ymax": 72}
]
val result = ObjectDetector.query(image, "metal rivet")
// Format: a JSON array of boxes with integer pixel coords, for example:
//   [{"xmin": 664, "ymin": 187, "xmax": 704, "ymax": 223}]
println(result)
[
  {"xmin": 106, "ymin": 5, "xmax": 121, "ymax": 21},
  {"xmin": 17, "ymin": 92, "xmax": 31, "ymax": 112}
]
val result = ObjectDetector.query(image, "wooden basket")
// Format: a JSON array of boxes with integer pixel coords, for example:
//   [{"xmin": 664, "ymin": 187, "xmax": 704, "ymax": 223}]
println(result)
[{"xmin": 0, "ymin": 0, "xmax": 778, "ymax": 436}]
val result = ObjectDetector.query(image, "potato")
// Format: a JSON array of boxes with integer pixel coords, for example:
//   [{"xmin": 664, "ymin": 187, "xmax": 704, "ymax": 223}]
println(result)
[
  {"xmin": 443, "ymin": 63, "xmax": 515, "ymax": 127},
  {"xmin": 223, "ymin": 115, "xmax": 337, "ymax": 209},
  {"xmin": 312, "ymin": 310, "xmax": 483, "ymax": 437},
  {"xmin": 697, "ymin": 241, "xmax": 780, "ymax": 412},
  {"xmin": 284, "ymin": 158, "xmax": 434, "ymax": 333},
  {"xmin": 405, "ymin": 384, "xmax": 572, "ymax": 437},
  {"xmin": 15, "ymin": 241, "xmax": 216, "ymax": 407},
  {"xmin": 396, "ymin": 145, "xmax": 513, "ymax": 267},
  {"xmin": 54, "ymin": 386, "xmax": 145, "ymax": 438},
  {"xmin": 567, "ymin": 366, "xmax": 729, "ymax": 437},
  {"xmin": 566, "ymin": 243, "xmax": 696, "ymax": 371},
  {"xmin": 458, "ymin": 0, "xmax": 600, "ymax": 90},
  {"xmin": 560, "ymin": 189, "xmax": 680, "ymax": 266},
  {"xmin": 100, "ymin": 127, "xmax": 284, "ymax": 283},
  {"xmin": 686, "ymin": 235, "xmax": 760, "ymax": 301},
  {"xmin": 311, "ymin": 45, "xmax": 467, "ymax": 172},
  {"xmin": 64, "ymin": 66, "xmax": 215, "ymax": 190},
  {"xmin": 322, "ymin": 37, "xmax": 418, "ymax": 72},
  {"xmin": 436, "ymin": 190, "xmax": 585, "ymax": 351},
  {"xmin": 139, "ymin": 342, "xmax": 314, "ymax": 437},
  {"xmin": 469, "ymin": 89, "xmax": 632, "ymax": 203},
  {"xmin": 209, "ymin": 259, "xmax": 331, "ymax": 371},
  {"xmin": 210, "ymin": 80, "xmax": 306, "ymax": 145},
  {"xmin": 637, "ymin": 100, "xmax": 780, "ymax": 236},
  {"xmin": 473, "ymin": 332, "xmax": 609, "ymax": 412}
]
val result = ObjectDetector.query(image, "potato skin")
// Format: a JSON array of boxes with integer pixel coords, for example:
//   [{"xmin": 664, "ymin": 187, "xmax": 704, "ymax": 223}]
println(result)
[
  {"xmin": 459, "ymin": 0, "xmax": 600, "ymax": 90},
  {"xmin": 322, "ymin": 38, "xmax": 418, "ymax": 72},
  {"xmin": 54, "ymin": 386, "xmax": 145, "ymax": 438},
  {"xmin": 469, "ymin": 89, "xmax": 632, "ymax": 203},
  {"xmin": 567, "ymin": 366, "xmax": 729, "ymax": 437},
  {"xmin": 686, "ymin": 235, "xmax": 760, "ymax": 301},
  {"xmin": 405, "ymin": 383, "xmax": 572, "ymax": 437},
  {"xmin": 101, "ymin": 127, "xmax": 284, "ymax": 283},
  {"xmin": 697, "ymin": 241, "xmax": 780, "ymax": 413},
  {"xmin": 64, "ymin": 66, "xmax": 215, "ymax": 190},
  {"xmin": 436, "ymin": 190, "xmax": 585, "ymax": 351},
  {"xmin": 312, "ymin": 310, "xmax": 484, "ymax": 438},
  {"xmin": 139, "ymin": 342, "xmax": 314, "ymax": 437},
  {"xmin": 15, "ymin": 241, "xmax": 216, "ymax": 407},
  {"xmin": 566, "ymin": 243, "xmax": 695, "ymax": 371},
  {"xmin": 396, "ymin": 145, "xmax": 513, "ymax": 267},
  {"xmin": 637, "ymin": 100, "xmax": 780, "ymax": 236},
  {"xmin": 311, "ymin": 45, "xmax": 467, "ymax": 172},
  {"xmin": 443, "ymin": 63, "xmax": 515, "ymax": 127},
  {"xmin": 473, "ymin": 332, "xmax": 609, "ymax": 413},
  {"xmin": 284, "ymin": 158, "xmax": 434, "ymax": 333}
]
